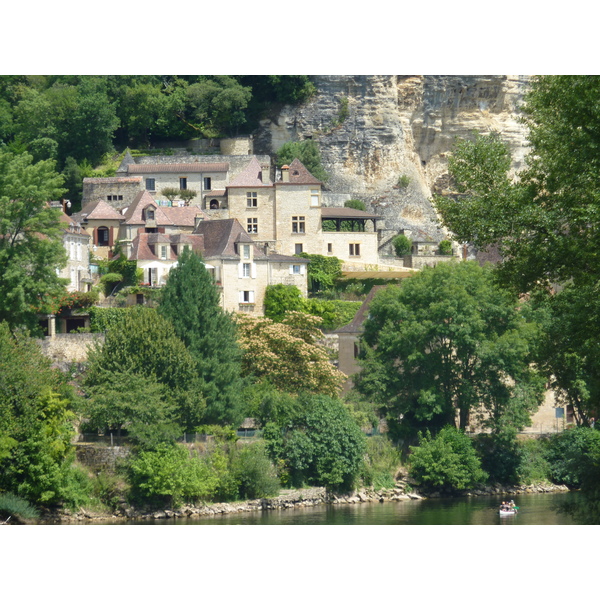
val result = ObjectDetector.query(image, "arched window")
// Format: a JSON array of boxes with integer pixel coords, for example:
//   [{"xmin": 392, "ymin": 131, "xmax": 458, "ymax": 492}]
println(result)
[
  {"xmin": 97, "ymin": 226, "xmax": 109, "ymax": 247},
  {"xmin": 210, "ymin": 199, "xmax": 220, "ymax": 210}
]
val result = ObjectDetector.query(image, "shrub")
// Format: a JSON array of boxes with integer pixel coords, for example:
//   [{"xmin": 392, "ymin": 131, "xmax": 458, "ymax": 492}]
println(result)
[
  {"xmin": 128, "ymin": 443, "xmax": 223, "ymax": 508},
  {"xmin": 361, "ymin": 436, "xmax": 402, "ymax": 490},
  {"xmin": 545, "ymin": 427, "xmax": 600, "ymax": 488},
  {"xmin": 304, "ymin": 298, "xmax": 361, "ymax": 330},
  {"xmin": 0, "ymin": 492, "xmax": 40, "ymax": 521},
  {"xmin": 229, "ymin": 442, "xmax": 280, "ymax": 500},
  {"xmin": 397, "ymin": 175, "xmax": 410, "ymax": 188},
  {"xmin": 344, "ymin": 199, "xmax": 366, "ymax": 211},
  {"xmin": 392, "ymin": 234, "xmax": 412, "ymax": 257},
  {"xmin": 409, "ymin": 426, "xmax": 487, "ymax": 492},
  {"xmin": 161, "ymin": 187, "xmax": 180, "ymax": 202},
  {"xmin": 438, "ymin": 240, "xmax": 453, "ymax": 255},
  {"xmin": 264, "ymin": 284, "xmax": 306, "ymax": 322}
]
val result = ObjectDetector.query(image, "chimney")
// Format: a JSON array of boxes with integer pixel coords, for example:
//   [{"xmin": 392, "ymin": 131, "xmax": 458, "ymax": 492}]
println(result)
[
  {"xmin": 261, "ymin": 164, "xmax": 270, "ymax": 183},
  {"xmin": 194, "ymin": 215, "xmax": 203, "ymax": 231},
  {"xmin": 281, "ymin": 165, "xmax": 290, "ymax": 183}
]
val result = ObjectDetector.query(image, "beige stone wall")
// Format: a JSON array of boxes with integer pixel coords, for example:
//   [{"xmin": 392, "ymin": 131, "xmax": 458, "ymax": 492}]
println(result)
[
  {"xmin": 227, "ymin": 187, "xmax": 276, "ymax": 243},
  {"xmin": 220, "ymin": 137, "xmax": 253, "ymax": 155},
  {"xmin": 144, "ymin": 171, "xmax": 228, "ymax": 206},
  {"xmin": 403, "ymin": 254, "xmax": 458, "ymax": 269},
  {"xmin": 321, "ymin": 231, "xmax": 379, "ymax": 264},
  {"xmin": 267, "ymin": 262, "xmax": 309, "ymax": 297},
  {"xmin": 61, "ymin": 232, "xmax": 91, "ymax": 291},
  {"xmin": 274, "ymin": 185, "xmax": 323, "ymax": 256},
  {"xmin": 83, "ymin": 219, "xmax": 121, "ymax": 259}
]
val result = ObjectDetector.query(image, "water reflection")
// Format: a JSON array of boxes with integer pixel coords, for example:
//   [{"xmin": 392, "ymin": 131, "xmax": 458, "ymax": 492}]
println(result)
[{"xmin": 123, "ymin": 492, "xmax": 577, "ymax": 525}]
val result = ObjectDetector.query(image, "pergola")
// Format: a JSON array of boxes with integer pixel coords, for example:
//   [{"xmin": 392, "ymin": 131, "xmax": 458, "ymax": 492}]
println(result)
[{"xmin": 320, "ymin": 207, "xmax": 383, "ymax": 232}]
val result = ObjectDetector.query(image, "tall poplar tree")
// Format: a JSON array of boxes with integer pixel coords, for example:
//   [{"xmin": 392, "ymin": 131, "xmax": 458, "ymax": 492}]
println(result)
[{"xmin": 159, "ymin": 248, "xmax": 245, "ymax": 427}]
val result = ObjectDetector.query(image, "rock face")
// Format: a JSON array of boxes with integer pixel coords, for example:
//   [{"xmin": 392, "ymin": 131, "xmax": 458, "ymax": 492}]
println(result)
[{"xmin": 255, "ymin": 75, "xmax": 530, "ymax": 243}]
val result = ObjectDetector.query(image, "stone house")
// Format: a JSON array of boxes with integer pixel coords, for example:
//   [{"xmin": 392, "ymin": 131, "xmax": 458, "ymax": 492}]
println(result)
[
  {"xmin": 192, "ymin": 218, "xmax": 309, "ymax": 314},
  {"xmin": 58, "ymin": 211, "xmax": 93, "ymax": 292},
  {"xmin": 71, "ymin": 200, "xmax": 125, "ymax": 259}
]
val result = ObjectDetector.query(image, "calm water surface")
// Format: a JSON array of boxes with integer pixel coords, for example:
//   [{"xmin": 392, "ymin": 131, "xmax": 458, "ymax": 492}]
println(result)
[{"xmin": 123, "ymin": 492, "xmax": 577, "ymax": 525}]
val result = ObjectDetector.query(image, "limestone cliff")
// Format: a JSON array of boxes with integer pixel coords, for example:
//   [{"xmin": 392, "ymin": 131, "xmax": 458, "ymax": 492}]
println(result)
[{"xmin": 255, "ymin": 75, "xmax": 530, "ymax": 245}]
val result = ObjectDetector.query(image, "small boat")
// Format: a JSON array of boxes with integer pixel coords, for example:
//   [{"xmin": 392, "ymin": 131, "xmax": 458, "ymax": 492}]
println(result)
[{"xmin": 499, "ymin": 507, "xmax": 518, "ymax": 516}]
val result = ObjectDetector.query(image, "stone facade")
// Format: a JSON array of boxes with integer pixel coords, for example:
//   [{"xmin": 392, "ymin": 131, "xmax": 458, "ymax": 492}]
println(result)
[{"xmin": 82, "ymin": 177, "xmax": 142, "ymax": 210}]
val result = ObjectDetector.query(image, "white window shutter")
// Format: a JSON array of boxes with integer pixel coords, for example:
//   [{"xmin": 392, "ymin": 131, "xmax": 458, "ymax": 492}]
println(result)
[
  {"xmin": 249, "ymin": 291, "xmax": 255, "ymax": 303},
  {"xmin": 239, "ymin": 291, "xmax": 244, "ymax": 303},
  {"xmin": 289, "ymin": 265, "xmax": 294, "ymax": 275},
  {"xmin": 251, "ymin": 263, "xmax": 256, "ymax": 278},
  {"xmin": 300, "ymin": 265, "xmax": 306, "ymax": 275}
]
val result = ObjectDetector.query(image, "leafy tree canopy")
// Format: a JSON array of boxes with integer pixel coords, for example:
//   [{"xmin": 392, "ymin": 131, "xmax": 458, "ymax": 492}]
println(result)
[
  {"xmin": 0, "ymin": 149, "xmax": 67, "ymax": 332},
  {"xmin": 83, "ymin": 306, "xmax": 204, "ymax": 435},
  {"xmin": 236, "ymin": 312, "xmax": 345, "ymax": 397},
  {"xmin": 158, "ymin": 248, "xmax": 244, "ymax": 427},
  {"xmin": 276, "ymin": 140, "xmax": 329, "ymax": 183},
  {"xmin": 355, "ymin": 261, "xmax": 545, "ymax": 442}
]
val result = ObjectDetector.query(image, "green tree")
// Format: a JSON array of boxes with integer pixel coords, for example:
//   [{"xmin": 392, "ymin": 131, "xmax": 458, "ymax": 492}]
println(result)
[
  {"xmin": 0, "ymin": 323, "xmax": 82, "ymax": 506},
  {"xmin": 263, "ymin": 284, "xmax": 306, "ymax": 322},
  {"xmin": 263, "ymin": 394, "xmax": 366, "ymax": 492},
  {"xmin": 355, "ymin": 262, "xmax": 545, "ymax": 442},
  {"xmin": 158, "ymin": 248, "xmax": 244, "ymax": 426},
  {"xmin": 276, "ymin": 140, "xmax": 329, "ymax": 182},
  {"xmin": 83, "ymin": 306, "xmax": 204, "ymax": 434},
  {"xmin": 0, "ymin": 149, "xmax": 67, "ymax": 332},
  {"xmin": 409, "ymin": 425, "xmax": 487, "ymax": 492},
  {"xmin": 236, "ymin": 312, "xmax": 345, "ymax": 397}
]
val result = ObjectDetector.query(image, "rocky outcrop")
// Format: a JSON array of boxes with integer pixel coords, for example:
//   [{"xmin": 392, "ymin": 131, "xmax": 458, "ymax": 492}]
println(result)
[{"xmin": 256, "ymin": 75, "xmax": 530, "ymax": 243}]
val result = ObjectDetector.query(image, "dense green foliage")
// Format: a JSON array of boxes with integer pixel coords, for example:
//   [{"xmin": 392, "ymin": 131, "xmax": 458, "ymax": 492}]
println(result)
[
  {"xmin": 83, "ymin": 306, "xmax": 203, "ymax": 440},
  {"xmin": 263, "ymin": 284, "xmax": 306, "ymax": 322},
  {"xmin": 409, "ymin": 426, "xmax": 487, "ymax": 492},
  {"xmin": 0, "ymin": 323, "xmax": 84, "ymax": 507},
  {"xmin": 128, "ymin": 443, "xmax": 225, "ymax": 508},
  {"xmin": 264, "ymin": 284, "xmax": 360, "ymax": 330},
  {"xmin": 392, "ymin": 234, "xmax": 412, "ymax": 257},
  {"xmin": 159, "ymin": 248, "xmax": 244, "ymax": 427},
  {"xmin": 275, "ymin": 139, "xmax": 329, "ymax": 182},
  {"xmin": 355, "ymin": 262, "xmax": 544, "ymax": 442},
  {"xmin": 0, "ymin": 149, "xmax": 67, "ymax": 332},
  {"xmin": 0, "ymin": 492, "xmax": 40, "ymax": 521},
  {"xmin": 298, "ymin": 253, "xmax": 342, "ymax": 295},
  {"xmin": 344, "ymin": 199, "xmax": 366, "ymax": 211},
  {"xmin": 263, "ymin": 394, "xmax": 366, "ymax": 491},
  {"xmin": 236, "ymin": 312, "xmax": 345, "ymax": 397},
  {"xmin": 360, "ymin": 436, "xmax": 402, "ymax": 490},
  {"xmin": 0, "ymin": 75, "xmax": 315, "ymax": 174}
]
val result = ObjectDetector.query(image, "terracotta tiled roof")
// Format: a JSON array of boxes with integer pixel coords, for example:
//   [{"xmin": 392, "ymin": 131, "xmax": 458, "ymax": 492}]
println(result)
[
  {"xmin": 60, "ymin": 212, "xmax": 90, "ymax": 236},
  {"xmin": 74, "ymin": 200, "xmax": 125, "ymax": 222},
  {"xmin": 227, "ymin": 157, "xmax": 272, "ymax": 187},
  {"xmin": 159, "ymin": 206, "xmax": 208, "ymax": 227},
  {"xmin": 127, "ymin": 163, "xmax": 229, "ymax": 174},
  {"xmin": 277, "ymin": 158, "xmax": 323, "ymax": 185},
  {"xmin": 122, "ymin": 191, "xmax": 157, "ymax": 225}
]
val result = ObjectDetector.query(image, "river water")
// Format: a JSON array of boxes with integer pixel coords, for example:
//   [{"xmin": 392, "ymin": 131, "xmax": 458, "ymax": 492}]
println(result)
[{"xmin": 123, "ymin": 491, "xmax": 577, "ymax": 525}]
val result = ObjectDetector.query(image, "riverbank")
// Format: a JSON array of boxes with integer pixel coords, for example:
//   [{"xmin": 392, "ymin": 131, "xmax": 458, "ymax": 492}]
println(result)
[{"xmin": 36, "ymin": 478, "xmax": 570, "ymax": 524}]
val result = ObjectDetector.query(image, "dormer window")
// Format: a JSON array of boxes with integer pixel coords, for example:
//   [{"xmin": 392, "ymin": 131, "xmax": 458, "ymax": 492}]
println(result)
[
  {"xmin": 242, "ymin": 244, "xmax": 251, "ymax": 259},
  {"xmin": 146, "ymin": 208, "xmax": 155, "ymax": 220}
]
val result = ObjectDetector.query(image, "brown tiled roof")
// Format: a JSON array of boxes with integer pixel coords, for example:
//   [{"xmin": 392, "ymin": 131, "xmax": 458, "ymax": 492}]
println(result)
[
  {"xmin": 321, "ymin": 207, "xmax": 383, "ymax": 220},
  {"xmin": 60, "ymin": 212, "xmax": 90, "ymax": 237},
  {"xmin": 193, "ymin": 219, "xmax": 260, "ymax": 258},
  {"xmin": 159, "ymin": 206, "xmax": 208, "ymax": 227},
  {"xmin": 122, "ymin": 191, "xmax": 157, "ymax": 225},
  {"xmin": 74, "ymin": 200, "xmax": 125, "ymax": 222},
  {"xmin": 128, "ymin": 163, "xmax": 229, "ymax": 174},
  {"xmin": 277, "ymin": 158, "xmax": 323, "ymax": 185},
  {"xmin": 227, "ymin": 157, "xmax": 272, "ymax": 187},
  {"xmin": 129, "ymin": 232, "xmax": 204, "ymax": 261}
]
